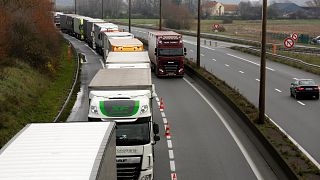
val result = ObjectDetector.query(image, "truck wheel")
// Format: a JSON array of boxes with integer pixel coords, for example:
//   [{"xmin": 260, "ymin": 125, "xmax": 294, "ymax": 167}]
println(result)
[
  {"xmin": 315, "ymin": 94, "xmax": 319, "ymax": 100},
  {"xmin": 155, "ymin": 66, "xmax": 159, "ymax": 77}
]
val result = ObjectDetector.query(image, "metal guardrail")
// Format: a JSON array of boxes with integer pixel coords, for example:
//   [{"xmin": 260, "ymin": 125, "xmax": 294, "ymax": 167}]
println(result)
[
  {"xmin": 241, "ymin": 46, "xmax": 320, "ymax": 69},
  {"xmin": 53, "ymin": 42, "xmax": 80, "ymax": 123}
]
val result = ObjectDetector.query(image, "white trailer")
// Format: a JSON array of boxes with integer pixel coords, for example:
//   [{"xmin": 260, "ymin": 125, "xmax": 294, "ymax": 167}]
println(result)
[
  {"xmin": 102, "ymin": 32, "xmax": 134, "ymax": 60},
  {"xmin": 88, "ymin": 68, "xmax": 160, "ymax": 180},
  {"xmin": 94, "ymin": 23, "xmax": 119, "ymax": 54},
  {"xmin": 0, "ymin": 122, "xmax": 117, "ymax": 180},
  {"xmin": 105, "ymin": 51, "xmax": 150, "ymax": 69}
]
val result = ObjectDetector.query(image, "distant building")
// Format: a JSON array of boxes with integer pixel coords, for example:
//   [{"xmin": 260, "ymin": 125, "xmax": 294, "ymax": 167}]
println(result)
[
  {"xmin": 223, "ymin": 4, "xmax": 239, "ymax": 16},
  {"xmin": 202, "ymin": 1, "xmax": 224, "ymax": 16}
]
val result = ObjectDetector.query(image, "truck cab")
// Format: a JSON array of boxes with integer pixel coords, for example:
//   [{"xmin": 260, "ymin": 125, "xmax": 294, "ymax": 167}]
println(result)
[{"xmin": 148, "ymin": 31, "xmax": 186, "ymax": 77}]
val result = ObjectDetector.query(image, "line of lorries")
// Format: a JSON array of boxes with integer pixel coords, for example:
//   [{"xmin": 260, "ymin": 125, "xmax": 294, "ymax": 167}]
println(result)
[{"xmin": 0, "ymin": 13, "xmax": 187, "ymax": 180}]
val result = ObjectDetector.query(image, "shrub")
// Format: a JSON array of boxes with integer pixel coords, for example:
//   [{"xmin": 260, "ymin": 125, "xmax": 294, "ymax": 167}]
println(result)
[{"xmin": 163, "ymin": 2, "xmax": 193, "ymax": 30}]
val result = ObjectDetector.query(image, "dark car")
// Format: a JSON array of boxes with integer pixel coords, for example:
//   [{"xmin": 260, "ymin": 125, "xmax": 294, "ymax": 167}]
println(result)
[
  {"xmin": 311, "ymin": 36, "xmax": 320, "ymax": 45},
  {"xmin": 290, "ymin": 79, "xmax": 319, "ymax": 100}
]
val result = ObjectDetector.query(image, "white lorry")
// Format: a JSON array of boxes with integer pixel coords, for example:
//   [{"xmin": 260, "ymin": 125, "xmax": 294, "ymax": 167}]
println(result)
[
  {"xmin": 0, "ymin": 122, "xmax": 117, "ymax": 180},
  {"xmin": 105, "ymin": 51, "xmax": 150, "ymax": 69},
  {"xmin": 94, "ymin": 23, "xmax": 119, "ymax": 55},
  {"xmin": 88, "ymin": 68, "xmax": 160, "ymax": 180},
  {"xmin": 102, "ymin": 32, "xmax": 134, "ymax": 60},
  {"xmin": 84, "ymin": 18, "xmax": 105, "ymax": 48}
]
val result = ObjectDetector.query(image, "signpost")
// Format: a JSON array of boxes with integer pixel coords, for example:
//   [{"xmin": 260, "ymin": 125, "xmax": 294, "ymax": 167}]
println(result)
[
  {"xmin": 284, "ymin": 37, "xmax": 295, "ymax": 48},
  {"xmin": 212, "ymin": 24, "xmax": 220, "ymax": 31}
]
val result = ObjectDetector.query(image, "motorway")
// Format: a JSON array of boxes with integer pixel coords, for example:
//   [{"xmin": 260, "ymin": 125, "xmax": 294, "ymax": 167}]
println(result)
[
  {"xmin": 64, "ymin": 34, "xmax": 281, "ymax": 179},
  {"xmin": 122, "ymin": 25, "xmax": 320, "ymax": 168}
]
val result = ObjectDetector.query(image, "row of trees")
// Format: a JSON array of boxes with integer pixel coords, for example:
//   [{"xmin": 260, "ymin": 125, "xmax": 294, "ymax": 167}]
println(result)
[{"xmin": 0, "ymin": 0, "xmax": 61, "ymax": 73}]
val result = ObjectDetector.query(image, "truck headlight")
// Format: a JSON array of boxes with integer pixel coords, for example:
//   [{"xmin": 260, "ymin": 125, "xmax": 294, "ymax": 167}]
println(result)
[
  {"xmin": 91, "ymin": 106, "xmax": 98, "ymax": 114},
  {"xmin": 141, "ymin": 175, "xmax": 151, "ymax": 180},
  {"xmin": 140, "ymin": 105, "xmax": 148, "ymax": 114}
]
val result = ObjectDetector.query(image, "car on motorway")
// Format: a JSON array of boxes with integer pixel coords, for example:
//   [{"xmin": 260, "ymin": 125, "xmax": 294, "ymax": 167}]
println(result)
[
  {"xmin": 311, "ymin": 36, "xmax": 320, "ymax": 45},
  {"xmin": 290, "ymin": 79, "xmax": 319, "ymax": 100}
]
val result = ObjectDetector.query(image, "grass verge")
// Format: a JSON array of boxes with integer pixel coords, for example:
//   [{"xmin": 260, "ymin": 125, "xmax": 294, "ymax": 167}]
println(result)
[
  {"xmin": 0, "ymin": 41, "xmax": 77, "ymax": 148},
  {"xmin": 185, "ymin": 60, "xmax": 320, "ymax": 179},
  {"xmin": 230, "ymin": 46, "xmax": 320, "ymax": 76}
]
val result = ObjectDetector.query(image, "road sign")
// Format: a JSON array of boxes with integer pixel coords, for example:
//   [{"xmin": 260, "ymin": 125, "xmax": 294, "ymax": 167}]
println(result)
[
  {"xmin": 171, "ymin": 173, "xmax": 177, "ymax": 180},
  {"xmin": 284, "ymin": 37, "xmax": 295, "ymax": 48},
  {"xmin": 291, "ymin": 33, "xmax": 298, "ymax": 41},
  {"xmin": 212, "ymin": 24, "xmax": 220, "ymax": 30}
]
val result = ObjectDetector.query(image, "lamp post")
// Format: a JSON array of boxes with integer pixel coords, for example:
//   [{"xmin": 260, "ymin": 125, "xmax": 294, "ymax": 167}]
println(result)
[
  {"xmin": 196, "ymin": 0, "xmax": 201, "ymax": 68},
  {"xmin": 129, "ymin": 0, "xmax": 132, "ymax": 33},
  {"xmin": 159, "ymin": 0, "xmax": 162, "ymax": 30}
]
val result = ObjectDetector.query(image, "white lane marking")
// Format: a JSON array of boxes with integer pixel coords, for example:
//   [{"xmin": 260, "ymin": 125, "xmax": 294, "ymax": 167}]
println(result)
[
  {"xmin": 293, "ymin": 78, "xmax": 298, "ymax": 80},
  {"xmin": 265, "ymin": 114, "xmax": 320, "ymax": 169},
  {"xmin": 227, "ymin": 54, "xmax": 275, "ymax": 71},
  {"xmin": 275, "ymin": 89, "xmax": 282, "ymax": 93},
  {"xmin": 163, "ymin": 118, "xmax": 168, "ymax": 124},
  {"xmin": 84, "ymin": 44, "xmax": 89, "ymax": 47},
  {"xmin": 184, "ymin": 78, "xmax": 264, "ymax": 180},
  {"xmin": 225, "ymin": 64, "xmax": 230, "ymax": 67},
  {"xmin": 297, "ymin": 101, "xmax": 306, "ymax": 106},
  {"xmin": 239, "ymin": 71, "xmax": 244, "ymax": 74},
  {"xmin": 201, "ymin": 54, "xmax": 205, "ymax": 57},
  {"xmin": 91, "ymin": 49, "xmax": 98, "ymax": 55},
  {"xmin": 190, "ymin": 49, "xmax": 194, "ymax": 52},
  {"xmin": 169, "ymin": 150, "xmax": 174, "ymax": 159},
  {"xmin": 99, "ymin": 59, "xmax": 105, "ymax": 69},
  {"xmin": 212, "ymin": 58, "xmax": 217, "ymax": 61},
  {"xmin": 156, "ymin": 97, "xmax": 160, "ymax": 102},
  {"xmin": 256, "ymin": 79, "xmax": 260, "ymax": 82},
  {"xmin": 170, "ymin": 161, "xmax": 176, "ymax": 172},
  {"xmin": 161, "ymin": 112, "xmax": 166, "ymax": 118},
  {"xmin": 167, "ymin": 140, "xmax": 172, "ymax": 149}
]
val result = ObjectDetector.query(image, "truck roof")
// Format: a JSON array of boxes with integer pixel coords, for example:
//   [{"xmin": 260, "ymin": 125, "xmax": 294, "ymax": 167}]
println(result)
[
  {"xmin": 106, "ymin": 51, "xmax": 150, "ymax": 64},
  {"xmin": 0, "ymin": 122, "xmax": 115, "ymax": 180},
  {"xmin": 95, "ymin": 23, "xmax": 118, "ymax": 29},
  {"xmin": 109, "ymin": 38, "xmax": 143, "ymax": 46},
  {"xmin": 88, "ymin": 18, "xmax": 105, "ymax": 23},
  {"xmin": 148, "ymin": 31, "xmax": 181, "ymax": 36},
  {"xmin": 89, "ymin": 68, "xmax": 152, "ymax": 91},
  {"xmin": 106, "ymin": 63, "xmax": 150, "ymax": 69}
]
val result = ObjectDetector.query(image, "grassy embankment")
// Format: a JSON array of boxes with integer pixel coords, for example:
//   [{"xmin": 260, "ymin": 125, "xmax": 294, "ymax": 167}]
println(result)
[
  {"xmin": 0, "ymin": 42, "xmax": 77, "ymax": 148},
  {"xmin": 111, "ymin": 18, "xmax": 320, "ymax": 44}
]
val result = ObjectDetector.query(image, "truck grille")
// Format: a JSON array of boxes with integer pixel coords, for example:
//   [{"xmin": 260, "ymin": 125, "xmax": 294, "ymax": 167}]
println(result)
[
  {"xmin": 116, "ymin": 156, "xmax": 141, "ymax": 180},
  {"xmin": 164, "ymin": 61, "xmax": 179, "ymax": 73}
]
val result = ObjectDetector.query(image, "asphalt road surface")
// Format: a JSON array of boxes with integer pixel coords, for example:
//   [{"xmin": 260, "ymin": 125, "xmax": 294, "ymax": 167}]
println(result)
[
  {"xmin": 120, "ymin": 25, "xmax": 320, "ymax": 168},
  {"xmin": 64, "ymin": 34, "xmax": 280, "ymax": 179}
]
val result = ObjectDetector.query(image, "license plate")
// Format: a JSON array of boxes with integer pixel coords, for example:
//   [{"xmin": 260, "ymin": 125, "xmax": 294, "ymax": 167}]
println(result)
[
  {"xmin": 168, "ymin": 73, "xmax": 175, "ymax": 76},
  {"xmin": 306, "ymin": 88, "xmax": 313, "ymax": 90}
]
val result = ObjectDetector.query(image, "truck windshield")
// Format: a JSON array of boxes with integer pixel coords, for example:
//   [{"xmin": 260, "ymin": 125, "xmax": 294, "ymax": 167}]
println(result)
[
  {"xmin": 116, "ymin": 118, "xmax": 150, "ymax": 146},
  {"xmin": 158, "ymin": 48, "xmax": 183, "ymax": 56}
]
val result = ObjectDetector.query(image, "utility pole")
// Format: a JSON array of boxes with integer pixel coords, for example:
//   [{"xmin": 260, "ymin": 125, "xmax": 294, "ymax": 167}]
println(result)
[
  {"xmin": 159, "ymin": 0, "xmax": 162, "ymax": 30},
  {"xmin": 101, "ymin": 0, "xmax": 104, "ymax": 19},
  {"xmin": 129, "ymin": 0, "xmax": 131, "ymax": 33},
  {"xmin": 196, "ymin": 0, "xmax": 201, "ymax": 68},
  {"xmin": 74, "ymin": 0, "xmax": 77, "ymax": 14},
  {"xmin": 258, "ymin": 0, "xmax": 268, "ymax": 124}
]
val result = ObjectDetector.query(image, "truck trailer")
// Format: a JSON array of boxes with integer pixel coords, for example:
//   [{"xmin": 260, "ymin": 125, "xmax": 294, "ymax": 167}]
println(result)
[
  {"xmin": 105, "ymin": 51, "xmax": 150, "ymax": 69},
  {"xmin": 60, "ymin": 14, "xmax": 75, "ymax": 33},
  {"xmin": 102, "ymin": 32, "xmax": 134, "ymax": 60},
  {"xmin": 84, "ymin": 18, "xmax": 105, "ymax": 48},
  {"xmin": 88, "ymin": 68, "xmax": 160, "ymax": 180},
  {"xmin": 73, "ymin": 15, "xmax": 88, "ymax": 40},
  {"xmin": 106, "ymin": 38, "xmax": 143, "ymax": 59},
  {"xmin": 0, "ymin": 122, "xmax": 117, "ymax": 180},
  {"xmin": 94, "ymin": 23, "xmax": 119, "ymax": 54},
  {"xmin": 148, "ymin": 31, "xmax": 186, "ymax": 77}
]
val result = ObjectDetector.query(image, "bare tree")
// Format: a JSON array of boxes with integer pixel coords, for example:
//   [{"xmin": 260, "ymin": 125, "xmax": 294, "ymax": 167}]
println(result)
[{"xmin": 306, "ymin": 0, "xmax": 320, "ymax": 7}]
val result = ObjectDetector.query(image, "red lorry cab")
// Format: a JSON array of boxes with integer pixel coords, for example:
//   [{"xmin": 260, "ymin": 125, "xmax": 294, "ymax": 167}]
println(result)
[{"xmin": 148, "ymin": 31, "xmax": 186, "ymax": 77}]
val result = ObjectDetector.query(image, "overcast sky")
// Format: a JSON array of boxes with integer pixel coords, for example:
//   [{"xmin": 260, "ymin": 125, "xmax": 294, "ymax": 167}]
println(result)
[{"xmin": 56, "ymin": 0, "xmax": 309, "ymax": 7}]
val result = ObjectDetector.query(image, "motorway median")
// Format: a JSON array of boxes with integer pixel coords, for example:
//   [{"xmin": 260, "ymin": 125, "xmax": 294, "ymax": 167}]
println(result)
[{"xmin": 0, "ymin": 41, "xmax": 78, "ymax": 148}]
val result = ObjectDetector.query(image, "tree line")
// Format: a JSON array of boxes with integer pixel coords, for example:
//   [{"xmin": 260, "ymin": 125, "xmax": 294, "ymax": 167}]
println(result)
[{"xmin": 0, "ymin": 0, "xmax": 61, "ymax": 73}]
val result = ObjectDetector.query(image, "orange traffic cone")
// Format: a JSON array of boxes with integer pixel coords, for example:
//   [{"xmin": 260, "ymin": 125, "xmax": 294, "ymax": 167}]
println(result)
[{"xmin": 159, "ymin": 98, "xmax": 165, "ymax": 111}]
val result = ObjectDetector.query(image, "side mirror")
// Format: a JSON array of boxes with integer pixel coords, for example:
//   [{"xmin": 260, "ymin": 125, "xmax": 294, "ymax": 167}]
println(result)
[
  {"xmin": 154, "ymin": 48, "xmax": 157, "ymax": 56},
  {"xmin": 154, "ymin": 135, "xmax": 160, "ymax": 142},
  {"xmin": 153, "ymin": 123, "xmax": 159, "ymax": 134}
]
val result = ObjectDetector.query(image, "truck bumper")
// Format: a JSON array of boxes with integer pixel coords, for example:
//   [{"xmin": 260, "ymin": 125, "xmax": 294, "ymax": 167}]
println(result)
[{"xmin": 138, "ymin": 168, "xmax": 153, "ymax": 180}]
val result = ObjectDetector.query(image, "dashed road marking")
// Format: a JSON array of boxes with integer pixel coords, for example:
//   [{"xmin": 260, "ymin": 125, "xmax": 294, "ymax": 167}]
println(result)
[
  {"xmin": 275, "ymin": 89, "xmax": 282, "ymax": 93},
  {"xmin": 227, "ymin": 53, "xmax": 275, "ymax": 71},
  {"xmin": 239, "ymin": 71, "xmax": 244, "ymax": 74},
  {"xmin": 297, "ymin": 101, "xmax": 305, "ymax": 106},
  {"xmin": 201, "ymin": 54, "xmax": 205, "ymax": 57},
  {"xmin": 169, "ymin": 150, "xmax": 174, "ymax": 159},
  {"xmin": 190, "ymin": 49, "xmax": 194, "ymax": 52},
  {"xmin": 161, "ymin": 112, "xmax": 166, "ymax": 118},
  {"xmin": 212, "ymin": 58, "xmax": 216, "ymax": 61},
  {"xmin": 293, "ymin": 78, "xmax": 298, "ymax": 80},
  {"xmin": 170, "ymin": 161, "xmax": 176, "ymax": 172},
  {"xmin": 167, "ymin": 140, "xmax": 172, "ymax": 149},
  {"xmin": 255, "ymin": 79, "xmax": 260, "ymax": 82},
  {"xmin": 225, "ymin": 64, "xmax": 230, "ymax": 67}
]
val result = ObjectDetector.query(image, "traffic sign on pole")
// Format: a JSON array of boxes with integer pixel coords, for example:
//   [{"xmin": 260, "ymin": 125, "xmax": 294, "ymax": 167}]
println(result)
[
  {"xmin": 284, "ymin": 38, "xmax": 295, "ymax": 48},
  {"xmin": 212, "ymin": 24, "xmax": 220, "ymax": 30},
  {"xmin": 291, "ymin": 33, "xmax": 298, "ymax": 41}
]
